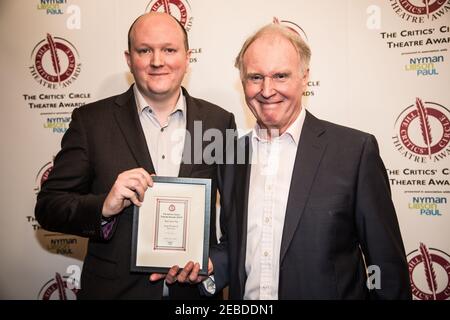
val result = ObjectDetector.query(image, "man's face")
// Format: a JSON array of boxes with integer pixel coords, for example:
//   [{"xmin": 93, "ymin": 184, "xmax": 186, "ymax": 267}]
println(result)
[
  {"xmin": 125, "ymin": 14, "xmax": 190, "ymax": 103},
  {"xmin": 242, "ymin": 33, "xmax": 308, "ymax": 135}
]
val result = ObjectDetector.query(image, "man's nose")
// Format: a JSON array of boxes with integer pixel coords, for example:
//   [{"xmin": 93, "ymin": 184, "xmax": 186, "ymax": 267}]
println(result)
[
  {"xmin": 261, "ymin": 77, "xmax": 275, "ymax": 98},
  {"xmin": 150, "ymin": 50, "xmax": 164, "ymax": 67}
]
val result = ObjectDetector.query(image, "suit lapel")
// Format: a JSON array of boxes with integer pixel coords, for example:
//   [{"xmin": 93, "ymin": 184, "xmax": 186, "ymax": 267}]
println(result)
[
  {"xmin": 178, "ymin": 88, "xmax": 200, "ymax": 178},
  {"xmin": 113, "ymin": 86, "xmax": 155, "ymax": 174},
  {"xmin": 280, "ymin": 111, "xmax": 327, "ymax": 263}
]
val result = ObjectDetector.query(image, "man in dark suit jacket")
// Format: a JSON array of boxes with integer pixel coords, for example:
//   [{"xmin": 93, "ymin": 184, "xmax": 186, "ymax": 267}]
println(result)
[
  {"xmin": 181, "ymin": 23, "xmax": 411, "ymax": 299},
  {"xmin": 35, "ymin": 12, "xmax": 235, "ymax": 299}
]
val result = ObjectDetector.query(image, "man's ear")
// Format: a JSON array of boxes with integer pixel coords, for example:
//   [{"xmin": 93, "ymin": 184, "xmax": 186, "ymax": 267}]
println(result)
[
  {"xmin": 184, "ymin": 50, "xmax": 191, "ymax": 74},
  {"xmin": 186, "ymin": 49, "xmax": 192, "ymax": 64},
  {"xmin": 302, "ymin": 68, "xmax": 310, "ymax": 88},
  {"xmin": 303, "ymin": 68, "xmax": 310, "ymax": 81},
  {"xmin": 124, "ymin": 50, "xmax": 131, "ymax": 69}
]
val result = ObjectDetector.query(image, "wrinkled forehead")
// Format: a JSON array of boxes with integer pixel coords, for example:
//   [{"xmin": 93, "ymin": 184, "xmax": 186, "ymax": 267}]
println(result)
[{"xmin": 243, "ymin": 34, "xmax": 300, "ymax": 72}]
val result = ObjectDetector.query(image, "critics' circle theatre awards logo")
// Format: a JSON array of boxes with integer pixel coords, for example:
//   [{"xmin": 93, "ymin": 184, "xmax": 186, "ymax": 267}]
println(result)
[
  {"xmin": 408, "ymin": 243, "xmax": 450, "ymax": 300},
  {"xmin": 391, "ymin": 0, "xmax": 450, "ymax": 22},
  {"xmin": 33, "ymin": 160, "xmax": 53, "ymax": 194},
  {"xmin": 29, "ymin": 34, "xmax": 81, "ymax": 89},
  {"xmin": 146, "ymin": 0, "xmax": 193, "ymax": 31},
  {"xmin": 392, "ymin": 97, "xmax": 450, "ymax": 163},
  {"xmin": 38, "ymin": 272, "xmax": 79, "ymax": 300},
  {"xmin": 272, "ymin": 17, "xmax": 308, "ymax": 42}
]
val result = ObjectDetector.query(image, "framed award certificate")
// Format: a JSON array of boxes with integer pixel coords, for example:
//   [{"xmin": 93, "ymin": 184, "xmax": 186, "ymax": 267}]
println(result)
[{"xmin": 131, "ymin": 176, "xmax": 211, "ymax": 275}]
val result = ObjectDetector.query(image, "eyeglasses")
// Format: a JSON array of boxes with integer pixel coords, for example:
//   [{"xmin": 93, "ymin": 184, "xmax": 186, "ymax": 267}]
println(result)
[{"xmin": 244, "ymin": 72, "xmax": 292, "ymax": 85}]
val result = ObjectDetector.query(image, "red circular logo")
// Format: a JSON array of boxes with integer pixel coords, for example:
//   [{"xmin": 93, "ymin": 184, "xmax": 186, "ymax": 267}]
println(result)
[
  {"xmin": 399, "ymin": 0, "xmax": 447, "ymax": 16},
  {"xmin": 30, "ymin": 34, "xmax": 81, "ymax": 88},
  {"xmin": 34, "ymin": 160, "xmax": 53, "ymax": 194},
  {"xmin": 393, "ymin": 98, "xmax": 450, "ymax": 162},
  {"xmin": 169, "ymin": 204, "xmax": 176, "ymax": 211},
  {"xmin": 272, "ymin": 17, "xmax": 308, "ymax": 42},
  {"xmin": 408, "ymin": 243, "xmax": 450, "ymax": 300},
  {"xmin": 146, "ymin": 0, "xmax": 193, "ymax": 31},
  {"xmin": 40, "ymin": 166, "xmax": 53, "ymax": 186},
  {"xmin": 37, "ymin": 273, "xmax": 79, "ymax": 300}
]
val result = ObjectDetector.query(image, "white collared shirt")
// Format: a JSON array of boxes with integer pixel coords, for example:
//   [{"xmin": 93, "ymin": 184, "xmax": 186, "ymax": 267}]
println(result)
[
  {"xmin": 133, "ymin": 85, "xmax": 186, "ymax": 176},
  {"xmin": 244, "ymin": 107, "xmax": 306, "ymax": 300},
  {"xmin": 133, "ymin": 85, "xmax": 187, "ymax": 297}
]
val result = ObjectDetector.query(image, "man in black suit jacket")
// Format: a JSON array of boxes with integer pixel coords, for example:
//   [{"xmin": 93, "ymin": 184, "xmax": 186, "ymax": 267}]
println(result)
[
  {"xmin": 35, "ymin": 12, "xmax": 235, "ymax": 299},
  {"xmin": 180, "ymin": 23, "xmax": 411, "ymax": 299}
]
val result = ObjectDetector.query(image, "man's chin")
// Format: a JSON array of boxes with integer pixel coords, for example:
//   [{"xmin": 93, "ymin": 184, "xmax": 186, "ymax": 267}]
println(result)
[
  {"xmin": 146, "ymin": 87, "xmax": 173, "ymax": 97},
  {"xmin": 259, "ymin": 111, "xmax": 280, "ymax": 123},
  {"xmin": 150, "ymin": 89, "xmax": 170, "ymax": 95},
  {"xmin": 258, "ymin": 118, "xmax": 279, "ymax": 129}
]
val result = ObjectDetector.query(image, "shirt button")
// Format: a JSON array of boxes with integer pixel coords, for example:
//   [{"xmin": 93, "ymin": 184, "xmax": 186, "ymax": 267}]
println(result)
[
  {"xmin": 264, "ymin": 251, "xmax": 269, "ymax": 257},
  {"xmin": 162, "ymin": 155, "xmax": 165, "ymax": 159},
  {"xmin": 265, "ymin": 217, "xmax": 270, "ymax": 224},
  {"xmin": 161, "ymin": 128, "xmax": 164, "ymax": 132}
]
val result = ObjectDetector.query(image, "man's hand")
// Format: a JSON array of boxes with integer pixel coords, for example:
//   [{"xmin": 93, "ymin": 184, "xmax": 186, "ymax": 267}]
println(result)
[
  {"xmin": 149, "ymin": 265, "xmax": 180, "ymax": 283},
  {"xmin": 102, "ymin": 168, "xmax": 153, "ymax": 218},
  {"xmin": 176, "ymin": 260, "xmax": 212, "ymax": 284},
  {"xmin": 149, "ymin": 259, "xmax": 214, "ymax": 284}
]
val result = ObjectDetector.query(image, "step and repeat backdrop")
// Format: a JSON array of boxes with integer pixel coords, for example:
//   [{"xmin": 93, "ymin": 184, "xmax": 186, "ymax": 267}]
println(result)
[{"xmin": 0, "ymin": 0, "xmax": 449, "ymax": 300}]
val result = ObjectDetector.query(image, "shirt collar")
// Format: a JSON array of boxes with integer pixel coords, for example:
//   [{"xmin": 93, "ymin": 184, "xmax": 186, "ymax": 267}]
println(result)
[
  {"xmin": 252, "ymin": 106, "xmax": 306, "ymax": 146},
  {"xmin": 133, "ymin": 84, "xmax": 186, "ymax": 117}
]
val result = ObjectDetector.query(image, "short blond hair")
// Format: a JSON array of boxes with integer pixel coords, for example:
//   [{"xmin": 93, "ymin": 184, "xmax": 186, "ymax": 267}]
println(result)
[{"xmin": 235, "ymin": 23, "xmax": 311, "ymax": 79}]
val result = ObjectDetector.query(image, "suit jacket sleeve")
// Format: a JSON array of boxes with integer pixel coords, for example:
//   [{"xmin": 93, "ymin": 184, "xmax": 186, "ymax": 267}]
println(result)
[
  {"xmin": 217, "ymin": 112, "xmax": 237, "ymax": 236},
  {"xmin": 355, "ymin": 135, "xmax": 411, "ymax": 299},
  {"xmin": 35, "ymin": 107, "xmax": 107, "ymax": 240},
  {"xmin": 210, "ymin": 240, "xmax": 229, "ymax": 294},
  {"xmin": 211, "ymin": 115, "xmax": 239, "ymax": 293}
]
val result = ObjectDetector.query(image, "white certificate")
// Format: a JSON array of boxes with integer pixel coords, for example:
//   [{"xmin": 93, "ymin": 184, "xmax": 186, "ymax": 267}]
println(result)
[
  {"xmin": 131, "ymin": 176, "xmax": 211, "ymax": 276},
  {"xmin": 154, "ymin": 198, "xmax": 189, "ymax": 251}
]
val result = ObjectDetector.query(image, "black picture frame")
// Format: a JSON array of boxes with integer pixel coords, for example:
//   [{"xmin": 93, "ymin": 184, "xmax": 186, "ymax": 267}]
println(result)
[{"xmin": 131, "ymin": 176, "xmax": 211, "ymax": 276}]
